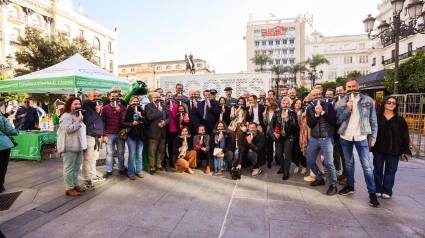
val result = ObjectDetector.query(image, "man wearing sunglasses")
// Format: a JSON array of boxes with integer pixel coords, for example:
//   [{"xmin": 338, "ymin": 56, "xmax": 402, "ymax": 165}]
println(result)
[{"xmin": 15, "ymin": 98, "xmax": 39, "ymax": 130}]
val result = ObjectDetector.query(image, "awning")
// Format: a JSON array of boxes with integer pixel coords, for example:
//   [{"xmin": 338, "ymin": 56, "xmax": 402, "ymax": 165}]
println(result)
[
  {"xmin": 361, "ymin": 86, "xmax": 386, "ymax": 90},
  {"xmin": 357, "ymin": 70, "xmax": 387, "ymax": 88}
]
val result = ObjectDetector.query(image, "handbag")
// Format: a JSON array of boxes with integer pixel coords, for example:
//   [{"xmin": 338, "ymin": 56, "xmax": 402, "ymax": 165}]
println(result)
[{"xmin": 118, "ymin": 128, "xmax": 129, "ymax": 140}]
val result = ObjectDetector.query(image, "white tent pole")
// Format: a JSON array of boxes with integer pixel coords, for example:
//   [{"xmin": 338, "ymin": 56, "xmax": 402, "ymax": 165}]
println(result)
[{"xmin": 74, "ymin": 88, "xmax": 77, "ymax": 97}]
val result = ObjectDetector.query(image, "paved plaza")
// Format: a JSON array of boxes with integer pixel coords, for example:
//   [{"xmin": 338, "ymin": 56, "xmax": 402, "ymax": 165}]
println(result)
[{"xmin": 1, "ymin": 150, "xmax": 424, "ymax": 238}]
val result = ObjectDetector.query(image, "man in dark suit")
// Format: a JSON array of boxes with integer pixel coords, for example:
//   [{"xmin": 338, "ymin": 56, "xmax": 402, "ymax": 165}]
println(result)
[
  {"xmin": 198, "ymin": 89, "xmax": 220, "ymax": 135},
  {"xmin": 246, "ymin": 94, "xmax": 266, "ymax": 133},
  {"xmin": 224, "ymin": 87, "xmax": 237, "ymax": 107},
  {"xmin": 234, "ymin": 122, "xmax": 266, "ymax": 176},
  {"xmin": 145, "ymin": 92, "xmax": 170, "ymax": 175},
  {"xmin": 185, "ymin": 90, "xmax": 202, "ymax": 135}
]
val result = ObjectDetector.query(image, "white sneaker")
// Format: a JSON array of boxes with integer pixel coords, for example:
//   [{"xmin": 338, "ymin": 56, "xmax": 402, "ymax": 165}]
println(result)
[
  {"xmin": 304, "ymin": 175, "xmax": 316, "ymax": 182},
  {"xmin": 376, "ymin": 193, "xmax": 382, "ymax": 197},
  {"xmin": 294, "ymin": 167, "xmax": 300, "ymax": 173},
  {"xmin": 382, "ymin": 194, "xmax": 391, "ymax": 199},
  {"xmin": 301, "ymin": 167, "xmax": 307, "ymax": 174},
  {"xmin": 92, "ymin": 176, "xmax": 106, "ymax": 183},
  {"xmin": 252, "ymin": 168, "xmax": 261, "ymax": 176}
]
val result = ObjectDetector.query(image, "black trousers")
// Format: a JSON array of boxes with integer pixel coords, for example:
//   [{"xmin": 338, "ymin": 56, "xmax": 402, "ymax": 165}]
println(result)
[
  {"xmin": 292, "ymin": 138, "xmax": 307, "ymax": 167},
  {"xmin": 266, "ymin": 136, "xmax": 275, "ymax": 164},
  {"xmin": 0, "ymin": 148, "xmax": 11, "ymax": 188},
  {"xmin": 197, "ymin": 150, "xmax": 211, "ymax": 167},
  {"xmin": 275, "ymin": 137, "xmax": 294, "ymax": 174},
  {"xmin": 165, "ymin": 131, "xmax": 177, "ymax": 167}
]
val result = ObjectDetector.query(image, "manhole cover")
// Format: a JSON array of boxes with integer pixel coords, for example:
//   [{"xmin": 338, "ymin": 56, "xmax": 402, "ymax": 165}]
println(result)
[
  {"xmin": 0, "ymin": 191, "xmax": 23, "ymax": 211},
  {"xmin": 96, "ymin": 158, "xmax": 106, "ymax": 166}
]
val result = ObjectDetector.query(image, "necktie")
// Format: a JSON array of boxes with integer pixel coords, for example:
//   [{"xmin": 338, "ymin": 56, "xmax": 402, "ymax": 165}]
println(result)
[{"xmin": 203, "ymin": 101, "xmax": 207, "ymax": 120}]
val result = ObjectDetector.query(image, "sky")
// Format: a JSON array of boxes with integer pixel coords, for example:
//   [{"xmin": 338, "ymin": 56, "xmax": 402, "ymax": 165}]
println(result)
[{"xmin": 76, "ymin": 0, "xmax": 383, "ymax": 73}]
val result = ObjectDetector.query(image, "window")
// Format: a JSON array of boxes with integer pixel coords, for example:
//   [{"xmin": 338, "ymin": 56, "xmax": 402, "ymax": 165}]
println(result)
[
  {"xmin": 392, "ymin": 50, "xmax": 395, "ymax": 58},
  {"xmin": 289, "ymin": 39, "xmax": 295, "ymax": 44},
  {"xmin": 382, "ymin": 56, "xmax": 384, "ymax": 64},
  {"xmin": 176, "ymin": 65, "xmax": 182, "ymax": 69},
  {"xmin": 93, "ymin": 37, "xmax": 101, "ymax": 50},
  {"xmin": 408, "ymin": 42, "xmax": 413, "ymax": 52},
  {"xmin": 197, "ymin": 63, "xmax": 202, "ymax": 68},
  {"xmin": 94, "ymin": 56, "xmax": 101, "ymax": 66},
  {"xmin": 166, "ymin": 66, "xmax": 172, "ymax": 70},
  {"xmin": 262, "ymin": 41, "xmax": 266, "ymax": 46},
  {"xmin": 156, "ymin": 66, "xmax": 162, "ymax": 70},
  {"xmin": 282, "ymin": 59, "xmax": 288, "ymax": 64},
  {"xmin": 276, "ymin": 59, "xmax": 280, "ymax": 64},
  {"xmin": 269, "ymin": 41, "xmax": 273, "ymax": 45},
  {"xmin": 268, "ymin": 50, "xmax": 273, "ymax": 55},
  {"xmin": 289, "ymin": 50, "xmax": 294, "ymax": 54},
  {"xmin": 108, "ymin": 41, "xmax": 112, "ymax": 54},
  {"xmin": 282, "ymin": 50, "xmax": 287, "ymax": 54},
  {"xmin": 275, "ymin": 40, "xmax": 280, "ymax": 45},
  {"xmin": 131, "ymin": 68, "xmax": 135, "ymax": 72},
  {"xmin": 79, "ymin": 29, "xmax": 84, "ymax": 38},
  {"xmin": 122, "ymin": 69, "xmax": 127, "ymax": 73},
  {"xmin": 289, "ymin": 59, "xmax": 295, "ymax": 64},
  {"xmin": 255, "ymin": 41, "xmax": 260, "ymax": 46},
  {"xmin": 314, "ymin": 37, "xmax": 317, "ymax": 42},
  {"xmin": 282, "ymin": 40, "xmax": 288, "ymax": 44},
  {"xmin": 373, "ymin": 58, "xmax": 376, "ymax": 65},
  {"xmin": 109, "ymin": 60, "xmax": 113, "ymax": 72}
]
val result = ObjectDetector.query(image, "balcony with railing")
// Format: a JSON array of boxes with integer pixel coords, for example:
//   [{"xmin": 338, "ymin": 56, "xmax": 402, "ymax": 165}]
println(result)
[
  {"xmin": 382, "ymin": 45, "xmax": 425, "ymax": 66},
  {"xmin": 8, "ymin": 11, "xmax": 26, "ymax": 24}
]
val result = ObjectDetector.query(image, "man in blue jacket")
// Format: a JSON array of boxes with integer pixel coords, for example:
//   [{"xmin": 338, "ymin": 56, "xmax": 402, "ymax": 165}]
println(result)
[
  {"xmin": 82, "ymin": 90, "xmax": 104, "ymax": 189},
  {"xmin": 198, "ymin": 89, "xmax": 220, "ymax": 135},
  {"xmin": 185, "ymin": 90, "xmax": 202, "ymax": 135},
  {"xmin": 15, "ymin": 98, "xmax": 39, "ymax": 130}
]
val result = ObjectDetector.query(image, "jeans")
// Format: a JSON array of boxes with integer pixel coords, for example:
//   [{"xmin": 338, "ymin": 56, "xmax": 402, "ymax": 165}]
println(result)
[
  {"xmin": 340, "ymin": 138, "xmax": 376, "ymax": 193},
  {"xmin": 214, "ymin": 156, "xmax": 224, "ymax": 171},
  {"xmin": 372, "ymin": 152, "xmax": 400, "ymax": 196},
  {"xmin": 81, "ymin": 136, "xmax": 100, "ymax": 180},
  {"xmin": 306, "ymin": 137, "xmax": 337, "ymax": 186},
  {"xmin": 106, "ymin": 134, "xmax": 125, "ymax": 173},
  {"xmin": 62, "ymin": 151, "xmax": 83, "ymax": 190},
  {"xmin": 276, "ymin": 137, "xmax": 294, "ymax": 173},
  {"xmin": 126, "ymin": 137, "xmax": 144, "ymax": 176},
  {"xmin": 334, "ymin": 134, "xmax": 346, "ymax": 174}
]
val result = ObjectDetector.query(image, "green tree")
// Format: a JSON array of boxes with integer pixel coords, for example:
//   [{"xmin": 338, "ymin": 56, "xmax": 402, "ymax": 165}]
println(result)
[
  {"xmin": 322, "ymin": 81, "xmax": 338, "ymax": 91},
  {"xmin": 296, "ymin": 86, "xmax": 310, "ymax": 99},
  {"xmin": 346, "ymin": 70, "xmax": 363, "ymax": 79},
  {"xmin": 0, "ymin": 76, "xmax": 28, "ymax": 103},
  {"xmin": 250, "ymin": 52, "xmax": 272, "ymax": 72},
  {"xmin": 305, "ymin": 54, "xmax": 330, "ymax": 88},
  {"xmin": 13, "ymin": 27, "xmax": 96, "ymax": 104},
  {"xmin": 335, "ymin": 77, "xmax": 348, "ymax": 87},
  {"xmin": 290, "ymin": 62, "xmax": 307, "ymax": 86},
  {"xmin": 383, "ymin": 50, "xmax": 425, "ymax": 94},
  {"xmin": 271, "ymin": 65, "xmax": 289, "ymax": 95}
]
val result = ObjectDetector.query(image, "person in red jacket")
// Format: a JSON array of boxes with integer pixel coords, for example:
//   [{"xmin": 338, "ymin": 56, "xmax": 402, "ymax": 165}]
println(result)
[{"xmin": 102, "ymin": 91, "xmax": 127, "ymax": 178}]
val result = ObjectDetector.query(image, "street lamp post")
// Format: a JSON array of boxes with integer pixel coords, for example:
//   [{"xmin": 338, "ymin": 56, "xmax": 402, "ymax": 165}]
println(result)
[
  {"xmin": 301, "ymin": 69, "xmax": 323, "ymax": 89},
  {"xmin": 363, "ymin": 0, "xmax": 425, "ymax": 94},
  {"xmin": 0, "ymin": 54, "xmax": 15, "ymax": 77}
]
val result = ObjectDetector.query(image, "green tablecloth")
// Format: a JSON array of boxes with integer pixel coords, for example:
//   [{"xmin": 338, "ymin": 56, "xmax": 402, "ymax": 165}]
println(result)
[{"xmin": 10, "ymin": 131, "xmax": 57, "ymax": 161}]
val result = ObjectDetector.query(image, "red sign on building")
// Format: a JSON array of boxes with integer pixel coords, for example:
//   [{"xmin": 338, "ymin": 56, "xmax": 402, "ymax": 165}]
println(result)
[{"xmin": 261, "ymin": 26, "xmax": 287, "ymax": 37}]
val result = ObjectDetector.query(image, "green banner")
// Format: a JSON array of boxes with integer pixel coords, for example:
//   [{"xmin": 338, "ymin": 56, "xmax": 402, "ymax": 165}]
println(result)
[
  {"xmin": 10, "ymin": 131, "xmax": 57, "ymax": 161},
  {"xmin": 0, "ymin": 77, "xmax": 76, "ymax": 92}
]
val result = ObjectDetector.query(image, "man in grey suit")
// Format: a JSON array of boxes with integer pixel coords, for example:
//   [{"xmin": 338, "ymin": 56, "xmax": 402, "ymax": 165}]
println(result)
[
  {"xmin": 145, "ymin": 92, "xmax": 170, "ymax": 175},
  {"xmin": 224, "ymin": 87, "xmax": 237, "ymax": 107}
]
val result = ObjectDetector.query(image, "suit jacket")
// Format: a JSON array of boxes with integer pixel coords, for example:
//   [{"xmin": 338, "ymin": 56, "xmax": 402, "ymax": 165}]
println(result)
[
  {"xmin": 236, "ymin": 132, "xmax": 266, "ymax": 167},
  {"xmin": 267, "ymin": 109, "xmax": 299, "ymax": 141},
  {"xmin": 198, "ymin": 99, "xmax": 220, "ymax": 134},
  {"xmin": 145, "ymin": 102, "xmax": 170, "ymax": 139},
  {"xmin": 225, "ymin": 97, "xmax": 237, "ymax": 107},
  {"xmin": 185, "ymin": 99, "xmax": 202, "ymax": 134},
  {"xmin": 245, "ymin": 104, "xmax": 266, "ymax": 131}
]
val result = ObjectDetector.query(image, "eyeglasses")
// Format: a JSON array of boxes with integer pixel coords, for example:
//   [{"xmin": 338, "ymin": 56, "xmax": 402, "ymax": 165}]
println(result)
[
  {"xmin": 24, "ymin": 101, "xmax": 30, "ymax": 103},
  {"xmin": 386, "ymin": 101, "xmax": 397, "ymax": 105}
]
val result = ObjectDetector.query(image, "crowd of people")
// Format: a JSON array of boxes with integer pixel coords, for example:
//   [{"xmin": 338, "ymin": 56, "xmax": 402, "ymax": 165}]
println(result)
[{"xmin": 0, "ymin": 78, "xmax": 412, "ymax": 208}]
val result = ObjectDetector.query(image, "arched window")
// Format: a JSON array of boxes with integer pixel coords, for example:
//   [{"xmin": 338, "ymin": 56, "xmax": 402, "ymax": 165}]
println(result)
[
  {"xmin": 176, "ymin": 65, "xmax": 182, "ymax": 69},
  {"xmin": 93, "ymin": 37, "xmax": 101, "ymax": 50}
]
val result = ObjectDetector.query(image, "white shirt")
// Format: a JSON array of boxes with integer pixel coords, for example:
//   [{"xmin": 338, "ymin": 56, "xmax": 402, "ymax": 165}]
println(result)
[
  {"xmin": 268, "ymin": 111, "xmax": 274, "ymax": 123},
  {"xmin": 340, "ymin": 95, "xmax": 367, "ymax": 141},
  {"xmin": 252, "ymin": 105, "xmax": 259, "ymax": 124}
]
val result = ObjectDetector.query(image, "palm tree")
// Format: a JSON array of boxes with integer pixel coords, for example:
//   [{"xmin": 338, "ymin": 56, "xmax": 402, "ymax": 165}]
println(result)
[
  {"xmin": 290, "ymin": 62, "xmax": 307, "ymax": 86},
  {"xmin": 250, "ymin": 52, "xmax": 272, "ymax": 72},
  {"xmin": 271, "ymin": 65, "xmax": 288, "ymax": 96},
  {"xmin": 305, "ymin": 54, "xmax": 330, "ymax": 88}
]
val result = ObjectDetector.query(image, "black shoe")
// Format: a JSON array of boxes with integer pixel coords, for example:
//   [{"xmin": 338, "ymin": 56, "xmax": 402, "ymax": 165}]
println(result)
[
  {"xmin": 150, "ymin": 169, "xmax": 155, "ymax": 175},
  {"xmin": 158, "ymin": 167, "xmax": 165, "ymax": 171},
  {"xmin": 267, "ymin": 161, "xmax": 271, "ymax": 168},
  {"xmin": 282, "ymin": 172, "xmax": 289, "ymax": 180},
  {"xmin": 0, "ymin": 186, "xmax": 5, "ymax": 193},
  {"xmin": 277, "ymin": 168, "xmax": 284, "ymax": 174},
  {"xmin": 326, "ymin": 185, "xmax": 337, "ymax": 196},
  {"xmin": 309, "ymin": 179, "xmax": 325, "ymax": 186},
  {"xmin": 124, "ymin": 167, "xmax": 128, "ymax": 174},
  {"xmin": 103, "ymin": 172, "xmax": 112, "ymax": 179},
  {"xmin": 339, "ymin": 185, "xmax": 355, "ymax": 196},
  {"xmin": 369, "ymin": 193, "xmax": 380, "ymax": 208},
  {"xmin": 275, "ymin": 160, "xmax": 280, "ymax": 166},
  {"xmin": 84, "ymin": 180, "xmax": 94, "ymax": 189},
  {"xmin": 119, "ymin": 170, "xmax": 125, "ymax": 175}
]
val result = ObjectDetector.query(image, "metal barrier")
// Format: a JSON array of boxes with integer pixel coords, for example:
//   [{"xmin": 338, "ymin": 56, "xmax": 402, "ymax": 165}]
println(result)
[{"xmin": 391, "ymin": 93, "xmax": 425, "ymax": 158}]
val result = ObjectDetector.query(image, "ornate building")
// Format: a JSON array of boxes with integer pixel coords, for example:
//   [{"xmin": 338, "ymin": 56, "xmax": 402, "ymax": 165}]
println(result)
[{"xmin": 0, "ymin": 0, "xmax": 117, "ymax": 76}]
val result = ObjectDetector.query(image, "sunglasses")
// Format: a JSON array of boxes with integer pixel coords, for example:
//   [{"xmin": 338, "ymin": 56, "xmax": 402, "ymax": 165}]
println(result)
[{"xmin": 386, "ymin": 101, "xmax": 397, "ymax": 105}]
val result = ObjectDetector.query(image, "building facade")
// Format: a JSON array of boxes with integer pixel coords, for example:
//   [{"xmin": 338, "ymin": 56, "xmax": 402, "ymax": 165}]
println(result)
[
  {"xmin": 368, "ymin": 0, "xmax": 425, "ymax": 74},
  {"xmin": 1, "ymin": 0, "xmax": 118, "ymax": 76},
  {"xmin": 118, "ymin": 59, "xmax": 212, "ymax": 92},
  {"xmin": 246, "ymin": 16, "xmax": 311, "ymax": 87},
  {"xmin": 304, "ymin": 32, "xmax": 378, "ymax": 89}
]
